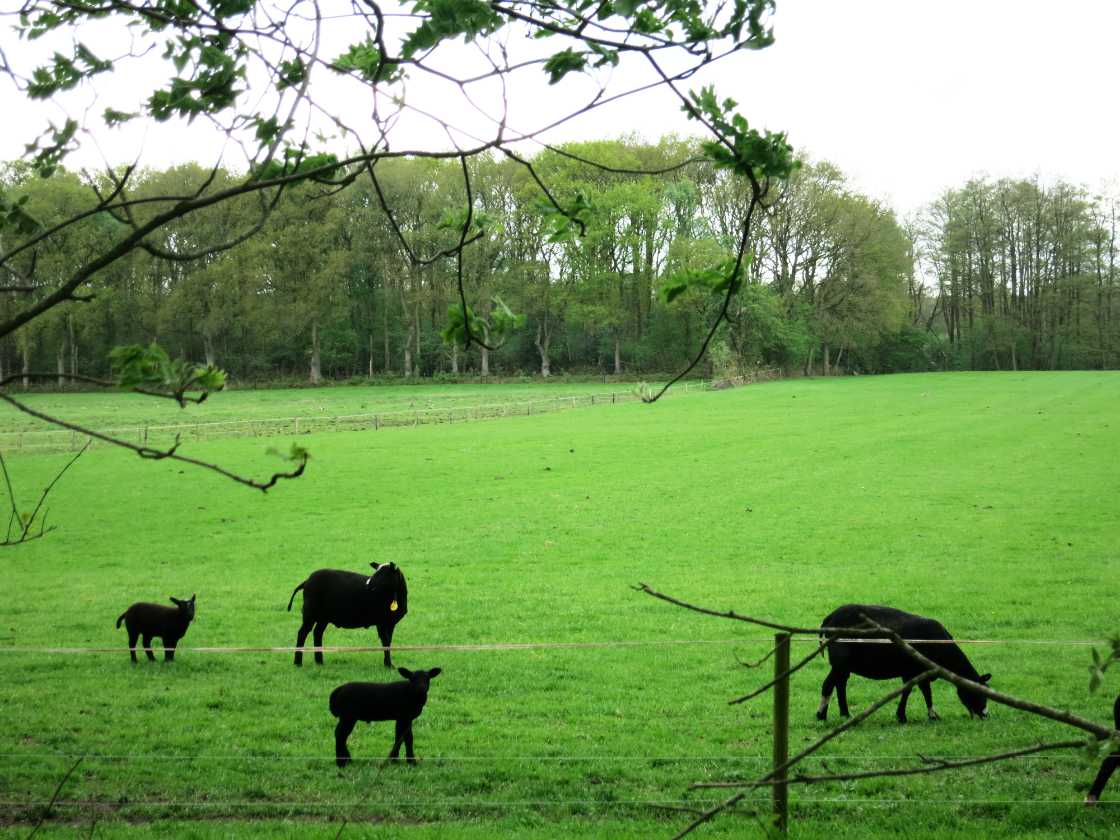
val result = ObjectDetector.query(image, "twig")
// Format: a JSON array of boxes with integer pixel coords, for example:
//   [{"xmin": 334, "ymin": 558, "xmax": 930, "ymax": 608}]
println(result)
[
  {"xmin": 728, "ymin": 638, "xmax": 827, "ymax": 705},
  {"xmin": 25, "ymin": 755, "xmax": 82, "ymax": 840}
]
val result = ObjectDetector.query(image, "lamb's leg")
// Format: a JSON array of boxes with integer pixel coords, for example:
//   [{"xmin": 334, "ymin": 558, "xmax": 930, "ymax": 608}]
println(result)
[
  {"xmin": 918, "ymin": 678, "xmax": 939, "ymax": 721},
  {"xmin": 388, "ymin": 719, "xmax": 407, "ymax": 762},
  {"xmin": 294, "ymin": 619, "xmax": 314, "ymax": 666},
  {"xmin": 377, "ymin": 623, "xmax": 395, "ymax": 668},
  {"xmin": 127, "ymin": 629, "xmax": 139, "ymax": 663},
  {"xmin": 835, "ymin": 673, "xmax": 851, "ymax": 718},
  {"xmin": 142, "ymin": 634, "xmax": 156, "ymax": 662},
  {"xmin": 164, "ymin": 641, "xmax": 176, "ymax": 662},
  {"xmin": 403, "ymin": 722, "xmax": 417, "ymax": 764},
  {"xmin": 817, "ymin": 669, "xmax": 838, "ymax": 720},
  {"xmin": 312, "ymin": 622, "xmax": 327, "ymax": 665},
  {"xmin": 896, "ymin": 681, "xmax": 913, "ymax": 724},
  {"xmin": 1086, "ymin": 753, "xmax": 1119, "ymax": 804},
  {"xmin": 334, "ymin": 717, "xmax": 356, "ymax": 768}
]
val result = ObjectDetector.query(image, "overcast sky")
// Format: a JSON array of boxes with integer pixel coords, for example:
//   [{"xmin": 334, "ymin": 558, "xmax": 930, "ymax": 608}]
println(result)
[{"xmin": 3, "ymin": 0, "xmax": 1118, "ymax": 217}]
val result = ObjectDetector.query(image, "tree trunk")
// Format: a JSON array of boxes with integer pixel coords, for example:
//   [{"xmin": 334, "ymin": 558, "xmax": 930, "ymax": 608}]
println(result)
[
  {"xmin": 57, "ymin": 341, "xmax": 66, "ymax": 386},
  {"xmin": 309, "ymin": 320, "xmax": 322, "ymax": 384},
  {"xmin": 613, "ymin": 333, "xmax": 621, "ymax": 375},
  {"xmin": 368, "ymin": 332, "xmax": 374, "ymax": 377},
  {"xmin": 535, "ymin": 323, "xmax": 551, "ymax": 378},
  {"xmin": 203, "ymin": 333, "xmax": 216, "ymax": 368},
  {"xmin": 480, "ymin": 324, "xmax": 490, "ymax": 377},
  {"xmin": 403, "ymin": 319, "xmax": 414, "ymax": 378},
  {"xmin": 413, "ymin": 300, "xmax": 421, "ymax": 378},
  {"xmin": 822, "ymin": 343, "xmax": 830, "ymax": 376},
  {"xmin": 382, "ymin": 304, "xmax": 391, "ymax": 374},
  {"xmin": 451, "ymin": 341, "xmax": 459, "ymax": 374},
  {"xmin": 804, "ymin": 345, "xmax": 815, "ymax": 377},
  {"xmin": 68, "ymin": 312, "xmax": 77, "ymax": 375},
  {"xmin": 21, "ymin": 344, "xmax": 30, "ymax": 390}
]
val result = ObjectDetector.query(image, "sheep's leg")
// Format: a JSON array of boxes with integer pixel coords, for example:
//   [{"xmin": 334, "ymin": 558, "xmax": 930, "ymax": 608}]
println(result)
[
  {"xmin": 127, "ymin": 629, "xmax": 139, "ymax": 663},
  {"xmin": 142, "ymin": 635, "xmax": 156, "ymax": 661},
  {"xmin": 918, "ymin": 678, "xmax": 939, "ymax": 721},
  {"xmin": 835, "ymin": 673, "xmax": 851, "ymax": 718},
  {"xmin": 388, "ymin": 719, "xmax": 407, "ymax": 762},
  {"xmin": 312, "ymin": 622, "xmax": 327, "ymax": 665},
  {"xmin": 294, "ymin": 620, "xmax": 314, "ymax": 666},
  {"xmin": 817, "ymin": 669, "xmax": 838, "ymax": 720},
  {"xmin": 377, "ymin": 623, "xmax": 395, "ymax": 668},
  {"xmin": 1086, "ymin": 753, "xmax": 1119, "ymax": 804},
  {"xmin": 334, "ymin": 717, "xmax": 356, "ymax": 768},
  {"xmin": 896, "ymin": 681, "xmax": 913, "ymax": 724},
  {"xmin": 164, "ymin": 641, "xmax": 176, "ymax": 662}
]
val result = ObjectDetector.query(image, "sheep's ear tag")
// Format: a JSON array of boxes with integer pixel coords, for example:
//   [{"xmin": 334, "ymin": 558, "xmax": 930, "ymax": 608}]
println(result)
[{"xmin": 390, "ymin": 600, "xmax": 399, "ymax": 612}]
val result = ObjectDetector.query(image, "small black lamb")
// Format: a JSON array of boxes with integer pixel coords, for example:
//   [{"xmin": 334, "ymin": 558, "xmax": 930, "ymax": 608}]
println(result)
[
  {"xmin": 329, "ymin": 667, "xmax": 441, "ymax": 767},
  {"xmin": 1086, "ymin": 695, "xmax": 1120, "ymax": 804},
  {"xmin": 116, "ymin": 595, "xmax": 196, "ymax": 662}
]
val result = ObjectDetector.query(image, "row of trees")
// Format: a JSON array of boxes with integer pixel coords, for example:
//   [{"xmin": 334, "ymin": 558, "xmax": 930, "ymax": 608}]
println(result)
[{"xmin": 4, "ymin": 145, "xmax": 1118, "ymax": 385}]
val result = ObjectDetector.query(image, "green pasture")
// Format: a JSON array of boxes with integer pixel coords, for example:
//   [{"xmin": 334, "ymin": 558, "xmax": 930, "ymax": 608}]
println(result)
[{"xmin": 0, "ymin": 371, "xmax": 1118, "ymax": 838}]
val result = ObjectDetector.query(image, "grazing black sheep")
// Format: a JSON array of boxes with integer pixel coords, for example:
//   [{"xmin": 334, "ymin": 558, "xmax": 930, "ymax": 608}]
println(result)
[
  {"xmin": 287, "ymin": 562, "xmax": 407, "ymax": 666},
  {"xmin": 817, "ymin": 604, "xmax": 991, "ymax": 723},
  {"xmin": 1086, "ymin": 695, "xmax": 1120, "ymax": 804},
  {"xmin": 116, "ymin": 595, "xmax": 196, "ymax": 662},
  {"xmin": 329, "ymin": 667, "xmax": 441, "ymax": 767}
]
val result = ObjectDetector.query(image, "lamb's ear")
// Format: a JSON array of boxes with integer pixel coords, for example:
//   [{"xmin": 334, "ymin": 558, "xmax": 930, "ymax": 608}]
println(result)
[
  {"xmin": 188, "ymin": 594, "xmax": 196, "ymax": 604},
  {"xmin": 428, "ymin": 668, "xmax": 442, "ymax": 679},
  {"xmin": 978, "ymin": 673, "xmax": 992, "ymax": 683},
  {"xmin": 370, "ymin": 562, "xmax": 382, "ymax": 570},
  {"xmin": 398, "ymin": 667, "xmax": 414, "ymax": 679},
  {"xmin": 170, "ymin": 597, "xmax": 182, "ymax": 606}
]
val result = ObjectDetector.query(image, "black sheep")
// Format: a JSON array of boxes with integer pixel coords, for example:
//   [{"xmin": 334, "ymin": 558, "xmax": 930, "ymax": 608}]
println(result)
[
  {"xmin": 817, "ymin": 604, "xmax": 991, "ymax": 723},
  {"xmin": 115, "ymin": 595, "xmax": 196, "ymax": 662},
  {"xmin": 1086, "ymin": 695, "xmax": 1120, "ymax": 804},
  {"xmin": 287, "ymin": 562, "xmax": 407, "ymax": 666},
  {"xmin": 329, "ymin": 667, "xmax": 441, "ymax": 767}
]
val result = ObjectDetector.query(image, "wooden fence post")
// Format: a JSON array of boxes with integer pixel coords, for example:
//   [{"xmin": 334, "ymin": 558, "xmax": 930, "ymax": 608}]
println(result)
[{"xmin": 773, "ymin": 632, "xmax": 791, "ymax": 832}]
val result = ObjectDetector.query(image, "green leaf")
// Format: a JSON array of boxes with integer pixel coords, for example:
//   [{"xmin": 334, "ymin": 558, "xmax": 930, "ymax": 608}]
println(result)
[{"xmin": 543, "ymin": 48, "xmax": 587, "ymax": 85}]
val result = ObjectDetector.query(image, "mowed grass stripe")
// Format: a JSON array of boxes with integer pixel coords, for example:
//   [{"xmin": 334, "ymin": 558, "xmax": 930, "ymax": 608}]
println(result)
[{"xmin": 0, "ymin": 371, "xmax": 1117, "ymax": 837}]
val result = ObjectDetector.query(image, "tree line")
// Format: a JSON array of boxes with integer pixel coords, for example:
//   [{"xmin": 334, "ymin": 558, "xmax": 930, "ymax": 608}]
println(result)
[{"xmin": 3, "ymin": 141, "xmax": 1117, "ymax": 386}]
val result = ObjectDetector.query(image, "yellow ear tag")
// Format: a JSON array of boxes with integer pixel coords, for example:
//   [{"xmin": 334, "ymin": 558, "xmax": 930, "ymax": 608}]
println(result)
[{"xmin": 390, "ymin": 600, "xmax": 399, "ymax": 612}]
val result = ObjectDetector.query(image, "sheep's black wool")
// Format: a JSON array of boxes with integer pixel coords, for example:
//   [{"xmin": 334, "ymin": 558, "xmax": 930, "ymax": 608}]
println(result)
[
  {"xmin": 1086, "ymin": 695, "xmax": 1120, "ymax": 804},
  {"xmin": 287, "ymin": 562, "xmax": 407, "ymax": 666},
  {"xmin": 329, "ymin": 667, "xmax": 441, "ymax": 767},
  {"xmin": 115, "ymin": 595, "xmax": 196, "ymax": 662},
  {"xmin": 817, "ymin": 604, "xmax": 991, "ymax": 723}
]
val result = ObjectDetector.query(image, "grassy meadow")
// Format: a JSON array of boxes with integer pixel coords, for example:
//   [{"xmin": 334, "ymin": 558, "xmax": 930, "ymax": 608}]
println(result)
[{"xmin": 0, "ymin": 371, "xmax": 1117, "ymax": 838}]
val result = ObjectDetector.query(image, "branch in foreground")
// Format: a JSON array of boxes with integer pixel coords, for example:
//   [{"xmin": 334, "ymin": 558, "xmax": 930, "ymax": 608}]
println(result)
[
  {"xmin": 668, "ymin": 672, "xmax": 936, "ymax": 839},
  {"xmin": 728, "ymin": 638, "xmax": 827, "ymax": 705},
  {"xmin": 0, "ymin": 441, "xmax": 88, "ymax": 545},
  {"xmin": 0, "ymin": 393, "xmax": 307, "ymax": 493},
  {"xmin": 695, "ymin": 738, "xmax": 1087, "ymax": 789}
]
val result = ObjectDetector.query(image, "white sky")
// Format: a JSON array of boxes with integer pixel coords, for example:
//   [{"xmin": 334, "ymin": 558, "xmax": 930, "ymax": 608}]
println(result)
[{"xmin": 2, "ymin": 0, "xmax": 1118, "ymax": 217}]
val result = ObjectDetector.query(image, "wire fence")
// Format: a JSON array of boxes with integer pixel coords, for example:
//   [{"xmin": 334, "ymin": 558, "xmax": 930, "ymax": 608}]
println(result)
[
  {"xmin": 0, "ymin": 370, "xmax": 781, "ymax": 454},
  {"xmin": 0, "ymin": 634, "xmax": 1106, "ymax": 656}
]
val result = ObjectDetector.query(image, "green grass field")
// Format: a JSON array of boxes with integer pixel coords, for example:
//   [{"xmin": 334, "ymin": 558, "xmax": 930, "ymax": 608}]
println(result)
[{"xmin": 0, "ymin": 372, "xmax": 1117, "ymax": 838}]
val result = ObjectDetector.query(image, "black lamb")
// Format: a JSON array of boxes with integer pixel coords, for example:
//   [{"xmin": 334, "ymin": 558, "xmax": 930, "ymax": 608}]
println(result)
[
  {"xmin": 817, "ymin": 604, "xmax": 991, "ymax": 723},
  {"xmin": 287, "ymin": 562, "xmax": 407, "ymax": 666},
  {"xmin": 329, "ymin": 667, "xmax": 441, "ymax": 767},
  {"xmin": 1086, "ymin": 695, "xmax": 1120, "ymax": 804},
  {"xmin": 116, "ymin": 595, "xmax": 196, "ymax": 662}
]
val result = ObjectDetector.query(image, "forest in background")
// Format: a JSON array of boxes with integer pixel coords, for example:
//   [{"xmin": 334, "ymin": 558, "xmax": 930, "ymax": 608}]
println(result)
[{"xmin": 3, "ymin": 136, "xmax": 1118, "ymax": 385}]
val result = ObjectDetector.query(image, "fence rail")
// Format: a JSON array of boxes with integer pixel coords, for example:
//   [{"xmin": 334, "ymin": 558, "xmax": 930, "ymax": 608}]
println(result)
[{"xmin": 0, "ymin": 374, "xmax": 775, "ymax": 454}]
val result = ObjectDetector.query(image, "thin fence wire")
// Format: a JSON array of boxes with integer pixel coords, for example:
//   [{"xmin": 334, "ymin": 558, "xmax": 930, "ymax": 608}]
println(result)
[
  {"xmin": 0, "ymin": 753, "xmax": 1093, "ymax": 763},
  {"xmin": 1, "ymin": 797, "xmax": 1113, "ymax": 809},
  {"xmin": 0, "ymin": 636, "xmax": 1107, "ymax": 655}
]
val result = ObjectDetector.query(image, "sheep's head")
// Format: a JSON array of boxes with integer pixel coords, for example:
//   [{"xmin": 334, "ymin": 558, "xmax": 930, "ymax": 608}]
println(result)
[
  {"xmin": 368, "ymin": 562, "xmax": 405, "ymax": 610},
  {"xmin": 957, "ymin": 672, "xmax": 991, "ymax": 719},
  {"xmin": 398, "ymin": 666, "xmax": 441, "ymax": 695},
  {"xmin": 170, "ymin": 594, "xmax": 196, "ymax": 622}
]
